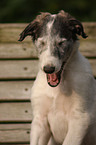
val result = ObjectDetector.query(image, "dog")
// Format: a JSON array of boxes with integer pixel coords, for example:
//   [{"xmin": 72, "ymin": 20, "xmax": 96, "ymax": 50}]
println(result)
[{"xmin": 19, "ymin": 10, "xmax": 96, "ymax": 145}]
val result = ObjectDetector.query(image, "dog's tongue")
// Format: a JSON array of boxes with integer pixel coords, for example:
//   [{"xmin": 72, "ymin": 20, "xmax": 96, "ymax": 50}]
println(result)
[{"xmin": 47, "ymin": 73, "xmax": 59, "ymax": 87}]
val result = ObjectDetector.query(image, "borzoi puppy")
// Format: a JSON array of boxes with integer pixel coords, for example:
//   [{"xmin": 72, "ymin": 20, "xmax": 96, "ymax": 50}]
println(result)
[{"xmin": 19, "ymin": 10, "xmax": 96, "ymax": 145}]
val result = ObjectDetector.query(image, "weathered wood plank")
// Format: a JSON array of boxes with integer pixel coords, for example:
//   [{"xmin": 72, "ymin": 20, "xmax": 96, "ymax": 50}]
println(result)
[
  {"xmin": 0, "ymin": 24, "xmax": 30, "ymax": 43},
  {"xmin": 0, "ymin": 23, "xmax": 96, "ymax": 43},
  {"xmin": 0, "ymin": 23, "xmax": 96, "ymax": 59},
  {"xmin": 0, "ymin": 124, "xmax": 30, "ymax": 143},
  {"xmin": 0, "ymin": 60, "xmax": 38, "ymax": 80},
  {"xmin": 0, "ymin": 103, "xmax": 32, "ymax": 122},
  {"xmin": 1, "ymin": 144, "xmax": 29, "ymax": 145},
  {"xmin": 0, "ymin": 142, "xmax": 30, "ymax": 145},
  {"xmin": 0, "ymin": 23, "xmax": 26, "ymax": 28},
  {"xmin": 0, "ymin": 143, "xmax": 29, "ymax": 145},
  {"xmin": 79, "ymin": 39, "xmax": 96, "ymax": 57},
  {"xmin": 83, "ymin": 22, "xmax": 96, "ymax": 39},
  {"xmin": 0, "ymin": 59, "xmax": 96, "ymax": 80},
  {"xmin": 0, "ymin": 130, "xmax": 30, "ymax": 143},
  {"xmin": 0, "ymin": 39, "xmax": 96, "ymax": 59},
  {"xmin": 0, "ymin": 123, "xmax": 30, "ymax": 130},
  {"xmin": 0, "ymin": 42, "xmax": 38, "ymax": 59},
  {"xmin": 0, "ymin": 81, "xmax": 33, "ymax": 101}
]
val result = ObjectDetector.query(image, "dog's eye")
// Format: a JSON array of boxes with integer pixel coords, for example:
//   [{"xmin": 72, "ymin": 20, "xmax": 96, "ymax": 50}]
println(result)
[
  {"xmin": 40, "ymin": 41, "xmax": 45, "ymax": 46},
  {"xmin": 58, "ymin": 41, "xmax": 65, "ymax": 47}
]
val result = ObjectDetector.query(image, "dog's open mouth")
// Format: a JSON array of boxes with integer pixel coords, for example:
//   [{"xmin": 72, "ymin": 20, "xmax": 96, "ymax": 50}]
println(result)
[
  {"xmin": 46, "ymin": 62, "xmax": 65, "ymax": 87},
  {"xmin": 47, "ymin": 71, "xmax": 61, "ymax": 87}
]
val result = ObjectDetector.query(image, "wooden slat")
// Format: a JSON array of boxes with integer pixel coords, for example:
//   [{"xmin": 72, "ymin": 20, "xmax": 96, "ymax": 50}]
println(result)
[
  {"xmin": 83, "ymin": 22, "xmax": 96, "ymax": 39},
  {"xmin": 0, "ymin": 81, "xmax": 33, "ymax": 101},
  {"xmin": 79, "ymin": 39, "xmax": 96, "ymax": 57},
  {"xmin": 0, "ymin": 103, "xmax": 32, "ymax": 122},
  {"xmin": 0, "ymin": 42, "xmax": 38, "ymax": 59},
  {"xmin": 0, "ymin": 23, "xmax": 96, "ymax": 43},
  {"xmin": 0, "ymin": 124, "xmax": 30, "ymax": 143},
  {"xmin": 0, "ymin": 23, "xmax": 96, "ymax": 59},
  {"xmin": 0, "ymin": 60, "xmax": 38, "ymax": 80},
  {"xmin": 0, "ymin": 39, "xmax": 96, "ymax": 59},
  {"xmin": 0, "ymin": 24, "xmax": 28, "ymax": 43},
  {"xmin": 0, "ymin": 142, "xmax": 30, "ymax": 145},
  {"xmin": 0, "ymin": 123, "xmax": 30, "ymax": 130},
  {"xmin": 0, "ymin": 59, "xmax": 95, "ymax": 80}
]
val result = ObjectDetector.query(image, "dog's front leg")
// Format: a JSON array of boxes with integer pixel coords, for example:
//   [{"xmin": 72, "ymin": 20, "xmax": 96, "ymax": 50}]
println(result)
[
  {"xmin": 48, "ymin": 136, "xmax": 61, "ymax": 145},
  {"xmin": 63, "ymin": 113, "xmax": 90, "ymax": 145},
  {"xmin": 30, "ymin": 115, "xmax": 51, "ymax": 145}
]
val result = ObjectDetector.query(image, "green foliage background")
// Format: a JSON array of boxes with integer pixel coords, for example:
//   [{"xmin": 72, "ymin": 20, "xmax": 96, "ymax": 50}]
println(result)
[{"xmin": 0, "ymin": 0, "xmax": 96, "ymax": 23}]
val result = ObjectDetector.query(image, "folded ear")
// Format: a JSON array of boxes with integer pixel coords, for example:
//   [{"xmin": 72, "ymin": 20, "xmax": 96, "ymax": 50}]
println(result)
[
  {"xmin": 18, "ymin": 12, "xmax": 51, "ymax": 42},
  {"xmin": 69, "ymin": 19, "xmax": 88, "ymax": 38},
  {"xmin": 18, "ymin": 21, "xmax": 41, "ymax": 42}
]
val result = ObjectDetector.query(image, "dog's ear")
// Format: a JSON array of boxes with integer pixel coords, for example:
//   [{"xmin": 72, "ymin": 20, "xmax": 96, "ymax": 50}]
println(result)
[
  {"xmin": 18, "ymin": 21, "xmax": 41, "ymax": 42},
  {"xmin": 69, "ymin": 19, "xmax": 88, "ymax": 38},
  {"xmin": 18, "ymin": 12, "xmax": 51, "ymax": 42}
]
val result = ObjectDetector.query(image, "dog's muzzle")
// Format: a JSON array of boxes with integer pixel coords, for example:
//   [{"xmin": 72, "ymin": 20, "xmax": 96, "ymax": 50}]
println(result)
[
  {"xmin": 43, "ymin": 65, "xmax": 55, "ymax": 74},
  {"xmin": 43, "ymin": 63, "xmax": 65, "ymax": 87}
]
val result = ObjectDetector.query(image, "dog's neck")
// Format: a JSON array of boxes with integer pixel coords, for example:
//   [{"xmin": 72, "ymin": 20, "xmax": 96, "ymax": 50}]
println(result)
[
  {"xmin": 60, "ymin": 46, "xmax": 92, "ymax": 95},
  {"xmin": 62, "ymin": 40, "xmax": 79, "ymax": 73}
]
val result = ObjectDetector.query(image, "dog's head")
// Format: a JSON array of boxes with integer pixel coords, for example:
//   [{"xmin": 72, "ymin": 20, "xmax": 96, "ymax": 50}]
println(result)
[{"xmin": 19, "ymin": 10, "xmax": 87, "ymax": 87}]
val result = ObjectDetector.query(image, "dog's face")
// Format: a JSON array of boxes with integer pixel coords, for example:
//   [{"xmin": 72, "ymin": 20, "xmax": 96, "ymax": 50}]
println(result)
[{"xmin": 19, "ymin": 10, "xmax": 87, "ymax": 87}]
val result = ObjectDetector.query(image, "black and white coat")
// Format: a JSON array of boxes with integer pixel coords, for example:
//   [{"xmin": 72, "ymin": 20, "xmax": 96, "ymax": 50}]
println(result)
[{"xmin": 19, "ymin": 10, "xmax": 96, "ymax": 145}]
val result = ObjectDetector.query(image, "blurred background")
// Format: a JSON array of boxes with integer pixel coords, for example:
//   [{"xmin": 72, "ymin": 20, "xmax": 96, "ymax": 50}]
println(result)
[{"xmin": 0, "ymin": 0, "xmax": 96, "ymax": 23}]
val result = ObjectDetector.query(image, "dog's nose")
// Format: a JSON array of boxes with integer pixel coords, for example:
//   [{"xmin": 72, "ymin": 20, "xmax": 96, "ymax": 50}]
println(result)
[{"xmin": 43, "ymin": 65, "xmax": 55, "ymax": 74}]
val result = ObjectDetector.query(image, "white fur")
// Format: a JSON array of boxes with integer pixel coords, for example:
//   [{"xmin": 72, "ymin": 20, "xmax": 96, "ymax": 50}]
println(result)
[
  {"xmin": 40, "ymin": 49, "xmax": 62, "ymax": 73},
  {"xmin": 35, "ymin": 35, "xmax": 62, "ymax": 73},
  {"xmin": 30, "ymin": 26, "xmax": 96, "ymax": 145}
]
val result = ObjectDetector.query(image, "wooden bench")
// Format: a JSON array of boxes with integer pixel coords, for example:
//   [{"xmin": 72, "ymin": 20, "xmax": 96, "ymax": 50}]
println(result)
[{"xmin": 0, "ymin": 23, "xmax": 96, "ymax": 145}]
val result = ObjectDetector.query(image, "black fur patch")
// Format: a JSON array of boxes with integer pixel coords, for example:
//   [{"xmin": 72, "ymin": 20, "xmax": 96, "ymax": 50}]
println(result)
[{"xmin": 18, "ymin": 10, "xmax": 87, "ymax": 42}]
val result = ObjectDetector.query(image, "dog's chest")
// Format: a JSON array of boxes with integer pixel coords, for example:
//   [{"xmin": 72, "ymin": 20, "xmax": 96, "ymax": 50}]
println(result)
[
  {"xmin": 48, "ymin": 95, "xmax": 71, "ymax": 143},
  {"xmin": 48, "ymin": 110, "xmax": 68, "ymax": 143}
]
